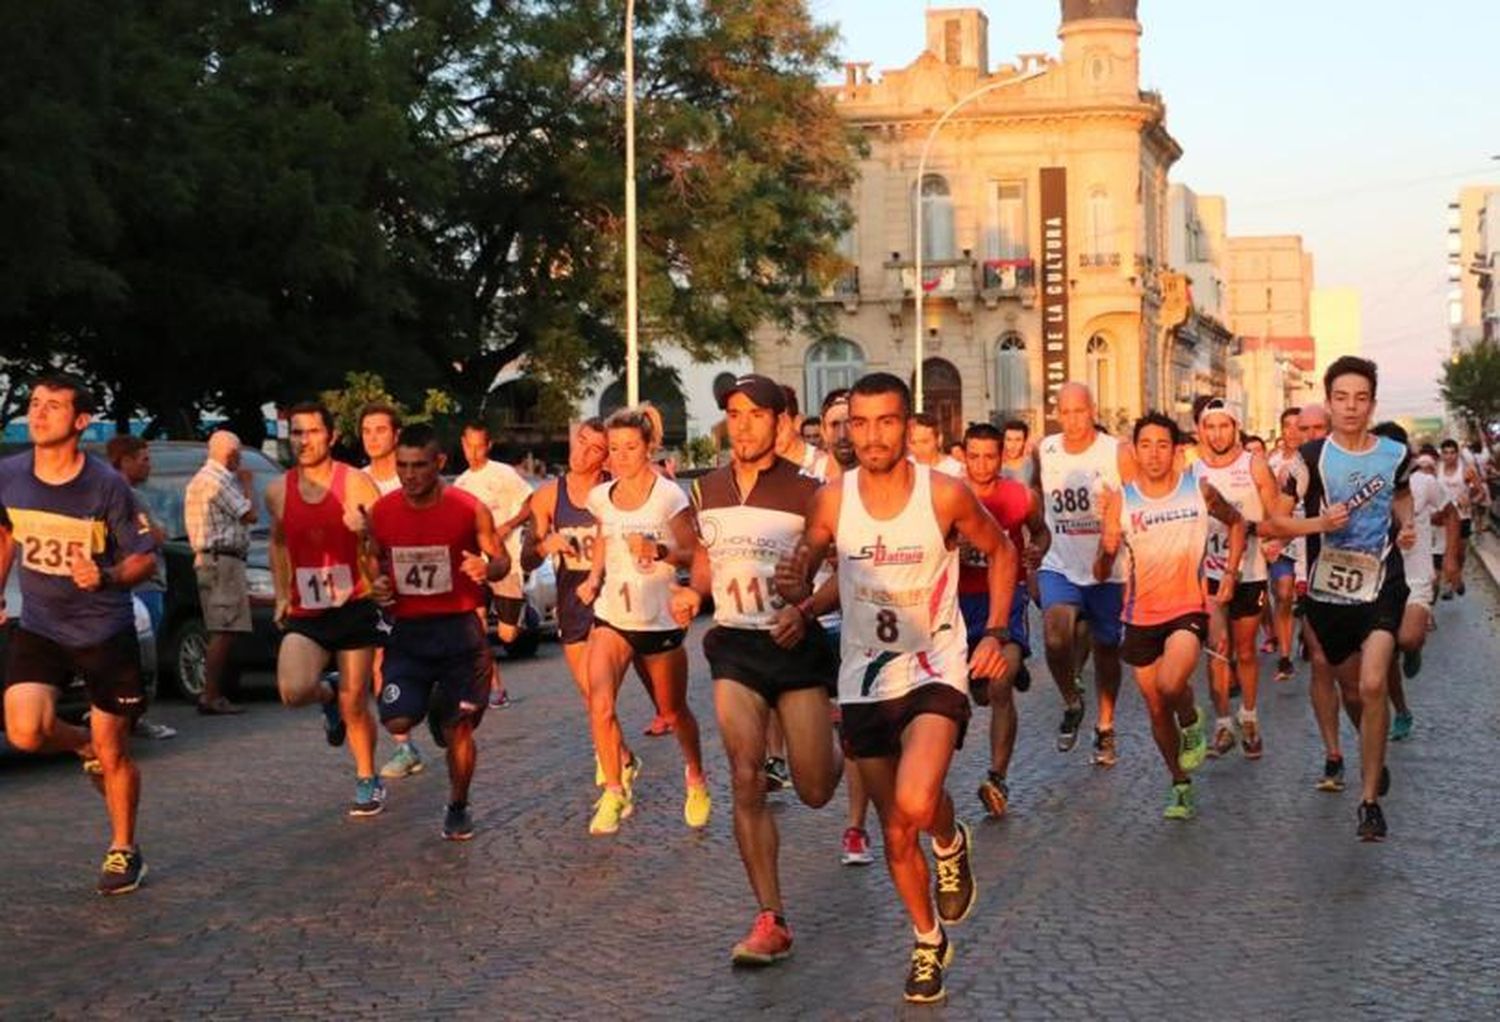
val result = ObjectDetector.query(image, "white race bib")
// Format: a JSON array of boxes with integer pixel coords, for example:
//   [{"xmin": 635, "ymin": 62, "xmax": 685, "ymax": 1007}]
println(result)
[
  {"xmin": 17, "ymin": 512, "xmax": 96, "ymax": 577},
  {"xmin": 610, "ymin": 571, "xmax": 665, "ymax": 628},
  {"xmin": 1309, "ymin": 547, "xmax": 1382, "ymax": 603},
  {"xmin": 712, "ymin": 561, "xmax": 784, "ymax": 629},
  {"xmin": 559, "ymin": 527, "xmax": 596, "ymax": 572},
  {"xmin": 391, "ymin": 546, "xmax": 453, "ymax": 596},
  {"xmin": 849, "ymin": 590, "xmax": 930, "ymax": 653},
  {"xmin": 295, "ymin": 564, "xmax": 355, "ymax": 610}
]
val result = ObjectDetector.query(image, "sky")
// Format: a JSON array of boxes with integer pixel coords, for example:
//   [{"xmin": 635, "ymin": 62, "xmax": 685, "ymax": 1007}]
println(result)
[{"xmin": 810, "ymin": 0, "xmax": 1500, "ymax": 418}]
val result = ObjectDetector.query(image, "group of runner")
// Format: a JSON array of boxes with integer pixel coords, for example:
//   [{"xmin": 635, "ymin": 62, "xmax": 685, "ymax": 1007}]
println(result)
[{"xmin": 0, "ymin": 353, "xmax": 1491, "ymax": 1005}]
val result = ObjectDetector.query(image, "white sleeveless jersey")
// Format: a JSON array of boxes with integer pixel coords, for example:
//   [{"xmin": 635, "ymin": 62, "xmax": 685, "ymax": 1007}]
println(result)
[
  {"xmin": 835, "ymin": 466, "xmax": 965, "ymax": 704},
  {"xmin": 372, "ymin": 473, "xmax": 402, "ymax": 497},
  {"xmin": 586, "ymin": 476, "xmax": 689, "ymax": 631},
  {"xmin": 1194, "ymin": 450, "xmax": 1266, "ymax": 583},
  {"xmin": 799, "ymin": 450, "xmax": 841, "ymax": 629},
  {"xmin": 1037, "ymin": 432, "xmax": 1122, "ymax": 583},
  {"xmin": 1438, "ymin": 462, "xmax": 1472, "ymax": 519}
]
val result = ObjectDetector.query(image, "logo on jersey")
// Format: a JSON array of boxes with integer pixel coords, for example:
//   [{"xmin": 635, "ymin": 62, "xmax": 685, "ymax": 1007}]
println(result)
[
  {"xmin": 1128, "ymin": 506, "xmax": 1201, "ymax": 533},
  {"xmin": 382, "ymin": 684, "xmax": 401, "ymax": 704},
  {"xmin": 1341, "ymin": 475, "xmax": 1386, "ymax": 513},
  {"xmin": 846, "ymin": 536, "xmax": 924, "ymax": 566}
]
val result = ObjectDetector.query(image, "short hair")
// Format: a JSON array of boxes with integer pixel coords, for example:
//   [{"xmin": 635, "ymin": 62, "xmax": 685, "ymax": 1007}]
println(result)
[
  {"xmin": 1372, "ymin": 421, "xmax": 1409, "ymax": 447},
  {"xmin": 1002, "ymin": 418, "xmax": 1030, "ymax": 439},
  {"xmin": 105, "ymin": 434, "xmax": 147, "ymax": 468},
  {"xmin": 396, "ymin": 422, "xmax": 440, "ymax": 451},
  {"xmin": 461, "ymin": 420, "xmax": 489, "ymax": 437},
  {"xmin": 850, "ymin": 372, "xmax": 911, "ymax": 416},
  {"xmin": 1323, "ymin": 355, "xmax": 1378, "ymax": 399},
  {"xmin": 1419, "ymin": 443, "xmax": 1439, "ymax": 458},
  {"xmin": 963, "ymin": 422, "xmax": 1003, "ymax": 447},
  {"xmin": 780, "ymin": 385, "xmax": 799, "ymax": 419},
  {"xmin": 577, "ymin": 416, "xmax": 605, "ymax": 436},
  {"xmin": 1440, "ymin": 438, "xmax": 1459, "ymax": 451},
  {"xmin": 1280, "ymin": 407, "xmax": 1302, "ymax": 424},
  {"xmin": 911, "ymin": 412, "xmax": 941, "ymax": 433},
  {"xmin": 31, "ymin": 372, "xmax": 96, "ymax": 416},
  {"xmin": 1242, "ymin": 433, "xmax": 1265, "ymax": 448},
  {"xmin": 605, "ymin": 405, "xmax": 658, "ymax": 446},
  {"xmin": 820, "ymin": 388, "xmax": 851, "ymax": 418},
  {"xmin": 1132, "ymin": 411, "xmax": 1181, "ymax": 445},
  {"xmin": 358, "ymin": 401, "xmax": 402, "ymax": 432},
  {"xmin": 287, "ymin": 401, "xmax": 335, "ymax": 433}
]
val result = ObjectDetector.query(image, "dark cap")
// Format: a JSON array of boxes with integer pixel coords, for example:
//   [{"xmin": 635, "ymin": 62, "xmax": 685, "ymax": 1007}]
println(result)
[{"xmin": 718, "ymin": 374, "xmax": 787, "ymax": 414}]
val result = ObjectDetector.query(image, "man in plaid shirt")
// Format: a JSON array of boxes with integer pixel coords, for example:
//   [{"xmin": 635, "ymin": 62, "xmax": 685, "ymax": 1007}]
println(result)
[{"xmin": 184, "ymin": 431, "xmax": 256, "ymax": 714}]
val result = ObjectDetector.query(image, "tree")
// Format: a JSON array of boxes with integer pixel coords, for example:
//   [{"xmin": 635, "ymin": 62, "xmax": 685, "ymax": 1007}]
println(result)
[{"xmin": 1440, "ymin": 339, "xmax": 1500, "ymax": 446}]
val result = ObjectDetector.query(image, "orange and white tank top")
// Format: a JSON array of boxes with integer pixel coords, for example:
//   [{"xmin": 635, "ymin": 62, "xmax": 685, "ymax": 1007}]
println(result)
[{"xmin": 1117, "ymin": 471, "xmax": 1209, "ymax": 626}]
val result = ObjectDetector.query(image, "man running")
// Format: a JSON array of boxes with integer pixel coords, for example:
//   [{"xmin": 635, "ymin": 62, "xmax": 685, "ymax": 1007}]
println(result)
[
  {"xmin": 1436, "ymin": 439, "xmax": 1480, "ymax": 595},
  {"xmin": 1265, "ymin": 408, "xmax": 1303, "ymax": 681},
  {"xmin": 367, "ymin": 424, "xmax": 511, "ymax": 840},
  {"xmin": 1, "ymin": 374, "xmax": 159, "ymax": 893},
  {"xmin": 910, "ymin": 413, "xmax": 964, "ymax": 477},
  {"xmin": 267, "ymin": 401, "xmax": 387, "ymax": 816},
  {"xmin": 1095, "ymin": 412, "xmax": 1239, "ymax": 820},
  {"xmin": 1265, "ymin": 356, "xmax": 1415, "ymax": 841},
  {"xmin": 779, "ymin": 372, "xmax": 1017, "ymax": 1004},
  {"xmin": 1373, "ymin": 425, "xmax": 1437, "ymax": 742},
  {"xmin": 958, "ymin": 422, "xmax": 1049, "ymax": 812},
  {"xmin": 672, "ymin": 375, "xmax": 842, "ymax": 967},
  {"xmin": 1000, "ymin": 419, "xmax": 1034, "ymax": 486},
  {"xmin": 1192, "ymin": 397, "xmax": 1281, "ymax": 760},
  {"xmin": 1031, "ymin": 382, "xmax": 1134, "ymax": 762}
]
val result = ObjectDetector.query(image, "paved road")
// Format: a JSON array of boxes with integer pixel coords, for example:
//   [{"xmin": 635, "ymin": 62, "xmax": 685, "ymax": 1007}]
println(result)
[{"xmin": 3, "ymin": 569, "xmax": 1500, "ymax": 1020}]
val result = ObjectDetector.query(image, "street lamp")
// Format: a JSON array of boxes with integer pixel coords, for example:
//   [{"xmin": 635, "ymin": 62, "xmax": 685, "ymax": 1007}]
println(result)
[
  {"xmin": 624, "ymin": 0, "xmax": 640, "ymax": 406},
  {"xmin": 913, "ymin": 68, "xmax": 1044, "ymax": 412}
]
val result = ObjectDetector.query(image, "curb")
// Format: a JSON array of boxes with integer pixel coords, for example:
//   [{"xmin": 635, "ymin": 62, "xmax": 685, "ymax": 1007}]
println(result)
[{"xmin": 1472, "ymin": 529, "xmax": 1500, "ymax": 591}]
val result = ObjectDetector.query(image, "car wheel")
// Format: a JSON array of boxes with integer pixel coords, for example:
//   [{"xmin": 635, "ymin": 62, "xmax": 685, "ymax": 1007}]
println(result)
[{"xmin": 170, "ymin": 618, "xmax": 210, "ymax": 700}]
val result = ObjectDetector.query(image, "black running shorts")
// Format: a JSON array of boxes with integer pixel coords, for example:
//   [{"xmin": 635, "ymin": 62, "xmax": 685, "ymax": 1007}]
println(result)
[
  {"xmin": 282, "ymin": 599, "xmax": 389, "ymax": 652},
  {"xmin": 4, "ymin": 626, "xmax": 146, "ymax": 717},
  {"xmin": 839, "ymin": 684, "xmax": 970, "ymax": 760},
  {"xmin": 1305, "ymin": 576, "xmax": 1408, "ymax": 667},
  {"xmin": 704, "ymin": 624, "xmax": 837, "ymax": 704},
  {"xmin": 1206, "ymin": 579, "xmax": 1268, "ymax": 620},
  {"xmin": 1120, "ymin": 612, "xmax": 1208, "ymax": 668},
  {"xmin": 593, "ymin": 618, "xmax": 685, "ymax": 658}
]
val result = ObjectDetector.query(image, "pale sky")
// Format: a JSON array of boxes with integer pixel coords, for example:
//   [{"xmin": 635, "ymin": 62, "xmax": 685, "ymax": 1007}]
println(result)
[{"xmin": 812, "ymin": 0, "xmax": 1499, "ymax": 418}]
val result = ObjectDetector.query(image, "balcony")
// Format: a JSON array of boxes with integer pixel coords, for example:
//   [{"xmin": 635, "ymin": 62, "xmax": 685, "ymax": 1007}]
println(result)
[
  {"xmin": 980, "ymin": 258, "xmax": 1037, "ymax": 309},
  {"xmin": 1079, "ymin": 252, "xmax": 1122, "ymax": 270},
  {"xmin": 885, "ymin": 256, "xmax": 977, "ymax": 300}
]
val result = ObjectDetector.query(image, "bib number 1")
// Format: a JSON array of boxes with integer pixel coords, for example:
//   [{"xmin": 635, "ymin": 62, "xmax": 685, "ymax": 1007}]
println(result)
[{"xmin": 295, "ymin": 564, "xmax": 355, "ymax": 610}]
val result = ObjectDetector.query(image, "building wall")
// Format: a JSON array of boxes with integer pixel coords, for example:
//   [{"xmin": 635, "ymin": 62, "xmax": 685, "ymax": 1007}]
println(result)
[
  {"xmin": 1310, "ymin": 287, "xmax": 1361, "ymax": 379},
  {"xmin": 1226, "ymin": 235, "xmax": 1313, "ymax": 340},
  {"xmin": 1448, "ymin": 185, "xmax": 1498, "ymax": 351}
]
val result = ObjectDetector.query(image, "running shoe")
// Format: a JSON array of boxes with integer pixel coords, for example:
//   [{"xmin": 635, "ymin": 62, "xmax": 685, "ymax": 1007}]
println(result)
[
  {"xmin": 976, "ymin": 772, "xmax": 1010, "ymax": 819},
  {"xmin": 1389, "ymin": 712, "xmax": 1414, "ymax": 742},
  {"xmin": 590, "ymin": 788, "xmax": 632, "ymax": 835},
  {"xmin": 134, "ymin": 717, "xmax": 179, "ymax": 739},
  {"xmin": 1240, "ymin": 719, "xmax": 1263, "ymax": 760},
  {"xmin": 379, "ymin": 741, "xmax": 425, "ymax": 779},
  {"xmin": 350, "ymin": 776, "xmax": 387, "ymax": 817},
  {"xmin": 1091, "ymin": 728, "xmax": 1118, "ymax": 768},
  {"xmin": 1401, "ymin": 647, "xmax": 1422, "ymax": 679},
  {"xmin": 643, "ymin": 715, "xmax": 673, "ymax": 737},
  {"xmin": 764, "ymin": 757, "xmax": 792, "ymax": 793},
  {"xmin": 1260, "ymin": 636, "xmax": 1278, "ymax": 654},
  {"xmin": 1057, "ymin": 699, "xmax": 1085, "ymax": 752},
  {"xmin": 1208, "ymin": 723, "xmax": 1236, "ymax": 759},
  {"xmin": 442, "ymin": 802, "xmax": 475, "ymax": 841},
  {"xmin": 322, "ymin": 688, "xmax": 346, "ymax": 747},
  {"xmin": 684, "ymin": 781, "xmax": 712, "ymax": 829},
  {"xmin": 1178, "ymin": 707, "xmax": 1208, "ymax": 773},
  {"xmin": 1163, "ymin": 781, "xmax": 1196, "ymax": 821},
  {"xmin": 96, "ymin": 847, "xmax": 147, "ymax": 896},
  {"xmin": 1356, "ymin": 800, "xmax": 1387, "ymax": 842},
  {"xmin": 731, "ymin": 910, "xmax": 793, "ymax": 967},
  {"xmin": 1274, "ymin": 656, "xmax": 1295, "ymax": 682},
  {"xmin": 488, "ymin": 689, "xmax": 511, "ymax": 709},
  {"xmin": 903, "ymin": 929, "xmax": 953, "ymax": 1004},
  {"xmin": 1316, "ymin": 756, "xmax": 1346, "ymax": 792},
  {"xmin": 841, "ymin": 826, "xmax": 874, "ymax": 866},
  {"xmin": 933, "ymin": 820, "xmax": 976, "ymax": 924}
]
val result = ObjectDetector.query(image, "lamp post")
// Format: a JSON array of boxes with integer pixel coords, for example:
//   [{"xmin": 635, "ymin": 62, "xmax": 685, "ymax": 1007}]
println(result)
[
  {"xmin": 624, "ymin": 0, "xmax": 640, "ymax": 406},
  {"xmin": 913, "ymin": 68, "xmax": 1044, "ymax": 412}
]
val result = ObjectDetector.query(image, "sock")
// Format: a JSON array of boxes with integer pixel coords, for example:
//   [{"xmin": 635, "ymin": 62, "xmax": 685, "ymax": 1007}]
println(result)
[
  {"xmin": 932, "ymin": 829, "xmax": 962, "ymax": 857},
  {"xmin": 914, "ymin": 924, "xmax": 942, "ymax": 946},
  {"xmin": 448, "ymin": 800, "xmax": 467, "ymax": 812},
  {"xmin": 1238, "ymin": 707, "xmax": 1258, "ymax": 724},
  {"xmin": 1216, "ymin": 715, "xmax": 1233, "ymax": 732}
]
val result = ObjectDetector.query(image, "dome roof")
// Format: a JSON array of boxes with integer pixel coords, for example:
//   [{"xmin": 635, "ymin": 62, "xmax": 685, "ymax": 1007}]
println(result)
[{"xmin": 1060, "ymin": 0, "xmax": 1139, "ymax": 22}]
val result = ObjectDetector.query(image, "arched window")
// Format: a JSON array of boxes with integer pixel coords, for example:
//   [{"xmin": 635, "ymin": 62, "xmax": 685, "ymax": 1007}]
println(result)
[
  {"xmin": 1086, "ymin": 333, "xmax": 1114, "ymax": 411},
  {"xmin": 995, "ymin": 333, "xmax": 1030, "ymax": 417},
  {"xmin": 804, "ymin": 338, "xmax": 866, "ymax": 413},
  {"xmin": 915, "ymin": 174, "xmax": 956, "ymax": 262},
  {"xmin": 1088, "ymin": 187, "xmax": 1111, "ymax": 257}
]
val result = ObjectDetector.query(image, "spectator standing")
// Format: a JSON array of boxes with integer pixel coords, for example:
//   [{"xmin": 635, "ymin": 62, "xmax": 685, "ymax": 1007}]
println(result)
[{"xmin": 183, "ymin": 431, "xmax": 255, "ymax": 715}]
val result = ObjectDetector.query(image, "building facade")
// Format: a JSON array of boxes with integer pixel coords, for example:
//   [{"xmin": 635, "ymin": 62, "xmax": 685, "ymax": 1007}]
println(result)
[
  {"xmin": 1164, "ymin": 184, "xmax": 1236, "ymax": 428},
  {"xmin": 1309, "ymin": 287, "xmax": 1361, "ymax": 380},
  {"xmin": 1448, "ymin": 185, "xmax": 1499, "ymax": 352},
  {"xmin": 750, "ymin": 0, "xmax": 1182, "ymax": 442}
]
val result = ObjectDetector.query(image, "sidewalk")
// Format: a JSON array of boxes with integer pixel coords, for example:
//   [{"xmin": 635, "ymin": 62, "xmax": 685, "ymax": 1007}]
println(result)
[{"xmin": 1472, "ymin": 527, "xmax": 1500, "ymax": 589}]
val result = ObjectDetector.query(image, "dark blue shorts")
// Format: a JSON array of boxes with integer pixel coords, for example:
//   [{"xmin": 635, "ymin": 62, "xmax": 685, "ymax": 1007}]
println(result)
[
  {"xmin": 378, "ymin": 613, "xmax": 491, "ymax": 731},
  {"xmin": 959, "ymin": 588, "xmax": 1030, "ymax": 658},
  {"xmin": 1036, "ymin": 571, "xmax": 1123, "ymax": 647},
  {"xmin": 1268, "ymin": 557, "xmax": 1296, "ymax": 583},
  {"xmin": 557, "ymin": 570, "xmax": 594, "ymax": 645}
]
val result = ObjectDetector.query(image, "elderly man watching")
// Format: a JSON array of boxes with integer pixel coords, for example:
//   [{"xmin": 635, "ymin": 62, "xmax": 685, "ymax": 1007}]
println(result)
[{"xmin": 184, "ymin": 431, "xmax": 256, "ymax": 715}]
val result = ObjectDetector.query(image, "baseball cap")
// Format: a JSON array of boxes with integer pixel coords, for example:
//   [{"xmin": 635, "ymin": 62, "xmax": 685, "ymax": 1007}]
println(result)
[
  {"xmin": 1195, "ymin": 396, "xmax": 1240, "ymax": 426},
  {"xmin": 718, "ymin": 374, "xmax": 787, "ymax": 414}
]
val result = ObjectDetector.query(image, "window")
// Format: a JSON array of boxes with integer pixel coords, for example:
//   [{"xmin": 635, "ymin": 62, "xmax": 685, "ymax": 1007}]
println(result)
[
  {"xmin": 944, "ymin": 19, "xmax": 961, "ymax": 65},
  {"xmin": 995, "ymin": 334, "xmax": 1030, "ymax": 416},
  {"xmin": 986, "ymin": 182, "xmax": 1027, "ymax": 261},
  {"xmin": 916, "ymin": 174, "xmax": 955, "ymax": 262},
  {"xmin": 1086, "ymin": 334, "xmax": 1113, "ymax": 410},
  {"xmin": 805, "ymin": 338, "xmax": 866, "ymax": 412},
  {"xmin": 1088, "ymin": 187, "xmax": 1111, "ymax": 257}
]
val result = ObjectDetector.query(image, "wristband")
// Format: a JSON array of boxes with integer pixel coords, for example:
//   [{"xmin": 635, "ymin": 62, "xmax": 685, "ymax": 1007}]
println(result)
[{"xmin": 983, "ymin": 626, "xmax": 1010, "ymax": 644}]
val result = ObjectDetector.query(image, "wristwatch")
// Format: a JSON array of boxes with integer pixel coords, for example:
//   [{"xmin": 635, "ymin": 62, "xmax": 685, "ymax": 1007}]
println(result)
[{"xmin": 983, "ymin": 626, "xmax": 1010, "ymax": 644}]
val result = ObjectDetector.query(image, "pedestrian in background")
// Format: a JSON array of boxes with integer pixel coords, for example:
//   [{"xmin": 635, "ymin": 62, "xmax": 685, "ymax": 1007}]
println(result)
[{"xmin": 184, "ymin": 430, "xmax": 254, "ymax": 715}]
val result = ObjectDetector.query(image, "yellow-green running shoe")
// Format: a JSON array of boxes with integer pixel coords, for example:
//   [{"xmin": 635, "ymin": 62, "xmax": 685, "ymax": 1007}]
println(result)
[
  {"xmin": 1163, "ymin": 781, "xmax": 1196, "ymax": 820},
  {"xmin": 1178, "ymin": 706, "xmax": 1208, "ymax": 773},
  {"xmin": 589, "ymin": 788, "xmax": 632, "ymax": 836},
  {"xmin": 684, "ymin": 781, "xmax": 712, "ymax": 829}
]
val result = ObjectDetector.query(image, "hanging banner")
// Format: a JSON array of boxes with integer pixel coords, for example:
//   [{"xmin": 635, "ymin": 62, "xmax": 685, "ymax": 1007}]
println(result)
[{"xmin": 1040, "ymin": 167, "xmax": 1069, "ymax": 422}]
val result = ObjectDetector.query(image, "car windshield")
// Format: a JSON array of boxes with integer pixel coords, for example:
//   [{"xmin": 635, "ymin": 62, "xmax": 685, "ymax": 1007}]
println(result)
[{"xmin": 133, "ymin": 447, "xmax": 283, "ymax": 542}]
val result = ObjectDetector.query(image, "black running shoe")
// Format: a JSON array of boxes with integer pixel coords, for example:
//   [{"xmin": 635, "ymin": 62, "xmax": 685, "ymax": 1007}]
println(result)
[
  {"xmin": 1378, "ymin": 764, "xmax": 1390, "ymax": 798},
  {"xmin": 443, "ymin": 802, "xmax": 475, "ymax": 841},
  {"xmin": 933, "ymin": 820, "xmax": 976, "ymax": 924},
  {"xmin": 1013, "ymin": 664, "xmax": 1031, "ymax": 693},
  {"xmin": 97, "ymin": 847, "xmax": 147, "ymax": 896},
  {"xmin": 903, "ymin": 929, "xmax": 953, "ymax": 1004},
  {"xmin": 1274, "ymin": 656, "xmax": 1295, "ymax": 682},
  {"xmin": 1356, "ymin": 801, "xmax": 1387, "ymax": 842},
  {"xmin": 1057, "ymin": 700, "xmax": 1085, "ymax": 752},
  {"xmin": 321, "ymin": 680, "xmax": 346, "ymax": 747},
  {"xmin": 763, "ymin": 757, "xmax": 792, "ymax": 793},
  {"xmin": 1315, "ymin": 756, "xmax": 1345, "ymax": 793}
]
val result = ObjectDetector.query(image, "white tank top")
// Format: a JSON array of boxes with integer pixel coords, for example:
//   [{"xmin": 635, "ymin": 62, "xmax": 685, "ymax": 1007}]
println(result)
[
  {"xmin": 1438, "ymin": 462, "xmax": 1471, "ymax": 519},
  {"xmin": 834, "ymin": 466, "xmax": 965, "ymax": 704},
  {"xmin": 586, "ymin": 476, "xmax": 689, "ymax": 631},
  {"xmin": 1038, "ymin": 432, "xmax": 1122, "ymax": 583},
  {"xmin": 1194, "ymin": 450, "xmax": 1267, "ymax": 583}
]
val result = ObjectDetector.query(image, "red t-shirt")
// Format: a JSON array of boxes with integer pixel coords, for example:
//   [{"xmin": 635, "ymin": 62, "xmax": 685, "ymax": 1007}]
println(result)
[
  {"xmin": 959, "ymin": 477, "xmax": 1030, "ymax": 596},
  {"xmin": 369, "ymin": 486, "xmax": 485, "ymax": 618}
]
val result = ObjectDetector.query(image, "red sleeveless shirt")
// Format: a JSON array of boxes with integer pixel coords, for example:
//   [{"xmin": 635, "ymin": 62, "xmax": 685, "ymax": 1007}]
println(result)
[
  {"xmin": 959, "ymin": 477, "xmax": 1030, "ymax": 596},
  {"xmin": 368, "ymin": 486, "xmax": 485, "ymax": 618},
  {"xmin": 283, "ymin": 463, "xmax": 370, "ymax": 616}
]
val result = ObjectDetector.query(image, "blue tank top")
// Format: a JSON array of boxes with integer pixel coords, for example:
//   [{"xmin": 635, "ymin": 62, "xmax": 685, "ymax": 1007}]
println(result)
[
  {"xmin": 1300, "ymin": 436, "xmax": 1408, "ymax": 605},
  {"xmin": 554, "ymin": 475, "xmax": 598, "ymax": 589}
]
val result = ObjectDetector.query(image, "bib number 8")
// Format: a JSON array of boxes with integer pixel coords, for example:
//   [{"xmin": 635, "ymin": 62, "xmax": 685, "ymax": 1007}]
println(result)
[{"xmin": 875, "ymin": 609, "xmax": 900, "ymax": 643}]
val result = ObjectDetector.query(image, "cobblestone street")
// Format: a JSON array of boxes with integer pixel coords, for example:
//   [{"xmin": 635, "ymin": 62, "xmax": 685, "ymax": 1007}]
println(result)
[{"xmin": 4, "ymin": 571, "xmax": 1499, "ymax": 1019}]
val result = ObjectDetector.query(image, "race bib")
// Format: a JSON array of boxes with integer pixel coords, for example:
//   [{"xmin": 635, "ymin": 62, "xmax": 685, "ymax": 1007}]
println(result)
[
  {"xmin": 391, "ymin": 546, "xmax": 453, "ymax": 596},
  {"xmin": 610, "ymin": 574, "xmax": 664, "ymax": 627},
  {"xmin": 559, "ymin": 527, "xmax": 596, "ymax": 572},
  {"xmin": 16, "ymin": 511, "xmax": 96, "ymax": 577},
  {"xmin": 1204, "ymin": 529, "xmax": 1231, "ymax": 578},
  {"xmin": 1309, "ymin": 547, "xmax": 1382, "ymax": 603},
  {"xmin": 712, "ymin": 561, "xmax": 784, "ymax": 629},
  {"xmin": 295, "ymin": 564, "xmax": 355, "ymax": 610},
  {"xmin": 849, "ymin": 589, "xmax": 930, "ymax": 654}
]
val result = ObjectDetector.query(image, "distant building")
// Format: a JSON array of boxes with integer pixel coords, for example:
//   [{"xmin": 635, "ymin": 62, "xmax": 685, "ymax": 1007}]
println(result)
[
  {"xmin": 1448, "ymin": 185, "xmax": 1499, "ymax": 352},
  {"xmin": 1225, "ymin": 233, "xmax": 1316, "ymax": 410},
  {"xmin": 1310, "ymin": 287, "xmax": 1361, "ymax": 380},
  {"xmin": 1164, "ymin": 184, "xmax": 1236, "ymax": 428}
]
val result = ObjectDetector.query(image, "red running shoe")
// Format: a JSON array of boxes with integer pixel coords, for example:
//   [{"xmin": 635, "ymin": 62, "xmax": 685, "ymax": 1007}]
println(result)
[
  {"xmin": 643, "ymin": 715, "xmax": 674, "ymax": 737},
  {"xmin": 731, "ymin": 910, "xmax": 793, "ymax": 966},
  {"xmin": 841, "ymin": 826, "xmax": 874, "ymax": 866}
]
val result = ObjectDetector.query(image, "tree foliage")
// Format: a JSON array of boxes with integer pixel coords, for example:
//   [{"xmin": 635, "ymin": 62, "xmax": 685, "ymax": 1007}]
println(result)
[{"xmin": 1440, "ymin": 339, "xmax": 1500, "ymax": 442}]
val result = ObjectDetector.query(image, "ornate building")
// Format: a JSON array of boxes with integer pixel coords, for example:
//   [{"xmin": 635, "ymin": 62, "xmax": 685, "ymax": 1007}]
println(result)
[{"xmin": 751, "ymin": 0, "xmax": 1182, "ymax": 439}]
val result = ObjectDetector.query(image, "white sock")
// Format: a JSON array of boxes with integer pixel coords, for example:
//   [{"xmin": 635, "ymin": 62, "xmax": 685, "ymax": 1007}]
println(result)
[
  {"xmin": 1238, "ymin": 707, "xmax": 1258, "ymax": 724},
  {"xmin": 932, "ymin": 829, "xmax": 962, "ymax": 857},
  {"xmin": 914, "ymin": 924, "xmax": 942, "ymax": 946},
  {"xmin": 1216, "ymin": 715, "xmax": 1234, "ymax": 731}
]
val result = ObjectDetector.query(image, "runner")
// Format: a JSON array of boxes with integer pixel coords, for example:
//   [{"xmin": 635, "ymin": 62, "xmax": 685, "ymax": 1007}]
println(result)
[
  {"xmin": 1000, "ymin": 419, "xmax": 1034, "ymax": 486},
  {"xmin": 267, "ymin": 401, "xmax": 387, "ymax": 816},
  {"xmin": 1436, "ymin": 438, "xmax": 1480, "ymax": 595},
  {"xmin": 1095, "ymin": 412, "xmax": 1238, "ymax": 820},
  {"xmin": 672, "ymin": 375, "xmax": 842, "ymax": 967},
  {"xmin": 1, "ymin": 374, "xmax": 159, "ymax": 893},
  {"xmin": 910, "ymin": 414, "xmax": 964, "ymax": 477},
  {"xmin": 1265, "ymin": 357, "xmax": 1416, "ymax": 841},
  {"xmin": 1031, "ymin": 382, "xmax": 1135, "ymax": 762},
  {"xmin": 812, "ymin": 389, "xmax": 855, "ymax": 483},
  {"xmin": 576, "ymin": 407, "xmax": 709, "ymax": 835},
  {"xmin": 774, "ymin": 385, "xmax": 821, "ymax": 476},
  {"xmin": 958, "ymin": 423, "xmax": 1049, "ymax": 813},
  {"xmin": 1373, "ymin": 425, "xmax": 1438, "ymax": 742},
  {"xmin": 1265, "ymin": 408, "xmax": 1304, "ymax": 680},
  {"xmin": 778, "ymin": 372, "xmax": 1017, "ymax": 1005},
  {"xmin": 1192, "ymin": 397, "xmax": 1281, "ymax": 761},
  {"xmin": 366, "ymin": 424, "xmax": 511, "ymax": 840}
]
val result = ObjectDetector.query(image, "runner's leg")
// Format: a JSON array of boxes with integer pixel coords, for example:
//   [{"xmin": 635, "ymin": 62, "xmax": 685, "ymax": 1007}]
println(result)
[
  {"xmin": 3, "ymin": 683, "xmax": 89, "ymax": 756},
  {"xmin": 90, "ymin": 706, "xmax": 139, "ymax": 851},
  {"xmin": 642, "ymin": 647, "xmax": 705, "ymax": 786},
  {"xmin": 586, "ymin": 628, "xmax": 634, "ymax": 788},
  {"xmin": 776, "ymin": 686, "xmax": 841, "ymax": 807},
  {"xmin": 987, "ymin": 644, "xmax": 1023, "ymax": 778},
  {"xmin": 715, "ymin": 680, "xmax": 780, "ymax": 911},
  {"xmin": 277, "ymin": 633, "xmax": 333, "ymax": 707},
  {"xmin": 334, "ymin": 647, "xmax": 378, "ymax": 778},
  {"xmin": 445, "ymin": 718, "xmax": 477, "ymax": 806},
  {"xmin": 1356, "ymin": 631, "xmax": 1396, "ymax": 803}
]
